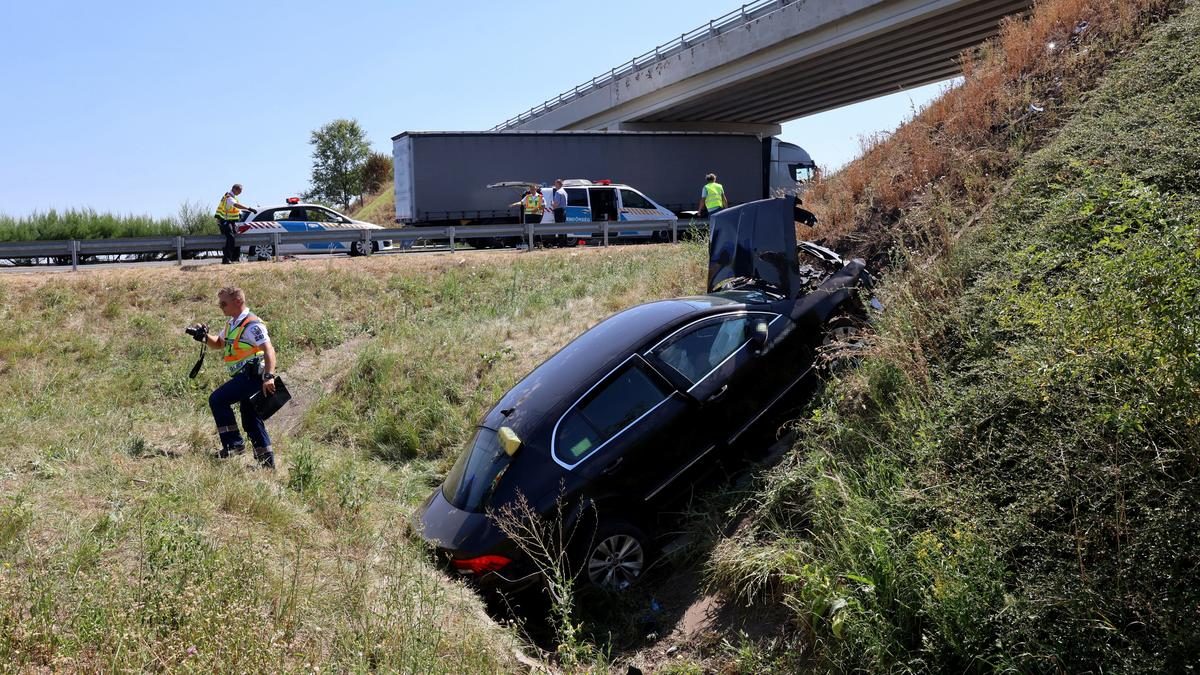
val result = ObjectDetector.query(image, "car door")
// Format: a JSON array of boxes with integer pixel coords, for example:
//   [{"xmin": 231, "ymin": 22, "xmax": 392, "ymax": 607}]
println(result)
[
  {"xmin": 645, "ymin": 311, "xmax": 786, "ymax": 450},
  {"xmin": 552, "ymin": 355, "xmax": 704, "ymax": 506}
]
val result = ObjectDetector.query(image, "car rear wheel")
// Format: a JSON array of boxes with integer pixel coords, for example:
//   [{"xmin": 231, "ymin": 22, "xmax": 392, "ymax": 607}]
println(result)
[
  {"xmin": 249, "ymin": 244, "xmax": 275, "ymax": 260},
  {"xmin": 584, "ymin": 519, "xmax": 649, "ymax": 591},
  {"xmin": 349, "ymin": 240, "xmax": 370, "ymax": 257}
]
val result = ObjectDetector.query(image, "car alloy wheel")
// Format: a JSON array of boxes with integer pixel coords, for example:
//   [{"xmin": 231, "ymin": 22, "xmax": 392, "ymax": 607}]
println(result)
[
  {"xmin": 250, "ymin": 244, "xmax": 275, "ymax": 260},
  {"xmin": 818, "ymin": 313, "xmax": 867, "ymax": 370},
  {"xmin": 350, "ymin": 240, "xmax": 370, "ymax": 257},
  {"xmin": 587, "ymin": 532, "xmax": 645, "ymax": 591}
]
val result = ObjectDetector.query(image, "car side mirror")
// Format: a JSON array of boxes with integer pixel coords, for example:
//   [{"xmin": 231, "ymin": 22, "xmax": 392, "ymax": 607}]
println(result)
[{"xmin": 748, "ymin": 321, "xmax": 769, "ymax": 352}]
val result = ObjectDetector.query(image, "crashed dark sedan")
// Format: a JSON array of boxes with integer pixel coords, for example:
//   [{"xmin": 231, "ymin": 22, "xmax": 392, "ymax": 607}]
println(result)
[{"xmin": 414, "ymin": 197, "xmax": 874, "ymax": 592}]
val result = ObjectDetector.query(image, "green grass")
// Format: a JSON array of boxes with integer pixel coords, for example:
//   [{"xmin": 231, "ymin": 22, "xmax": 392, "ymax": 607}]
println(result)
[
  {"xmin": 0, "ymin": 201, "xmax": 217, "ymax": 242},
  {"xmin": 349, "ymin": 184, "xmax": 396, "ymax": 226},
  {"xmin": 711, "ymin": 4, "xmax": 1200, "ymax": 672},
  {"xmin": 0, "ymin": 243, "xmax": 707, "ymax": 670}
]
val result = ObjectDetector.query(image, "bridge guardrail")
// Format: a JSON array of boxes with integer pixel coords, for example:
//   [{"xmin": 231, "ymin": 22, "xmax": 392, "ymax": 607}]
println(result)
[
  {"xmin": 0, "ymin": 218, "xmax": 708, "ymax": 271},
  {"xmin": 491, "ymin": 0, "xmax": 797, "ymax": 130}
]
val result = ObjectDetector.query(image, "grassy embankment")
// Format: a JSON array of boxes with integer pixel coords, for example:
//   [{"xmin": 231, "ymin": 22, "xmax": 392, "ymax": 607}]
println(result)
[
  {"xmin": 704, "ymin": 0, "xmax": 1199, "ymax": 671},
  {"xmin": 0, "ymin": 244, "xmax": 706, "ymax": 670}
]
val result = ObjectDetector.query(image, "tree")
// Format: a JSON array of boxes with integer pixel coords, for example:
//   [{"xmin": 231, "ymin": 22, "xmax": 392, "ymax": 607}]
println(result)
[
  {"xmin": 306, "ymin": 119, "xmax": 371, "ymax": 210},
  {"xmin": 361, "ymin": 152, "xmax": 393, "ymax": 195}
]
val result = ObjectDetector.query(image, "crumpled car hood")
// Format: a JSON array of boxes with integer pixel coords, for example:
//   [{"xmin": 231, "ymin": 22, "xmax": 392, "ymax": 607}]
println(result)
[{"xmin": 707, "ymin": 198, "xmax": 801, "ymax": 298}]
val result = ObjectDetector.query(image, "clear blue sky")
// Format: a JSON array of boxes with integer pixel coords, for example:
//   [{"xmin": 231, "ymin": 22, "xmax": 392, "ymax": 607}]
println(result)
[{"xmin": 0, "ymin": 0, "xmax": 951, "ymax": 219}]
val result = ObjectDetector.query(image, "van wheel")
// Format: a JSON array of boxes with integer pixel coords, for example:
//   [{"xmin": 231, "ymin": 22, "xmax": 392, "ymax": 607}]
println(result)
[
  {"xmin": 349, "ymin": 240, "xmax": 369, "ymax": 257},
  {"xmin": 583, "ymin": 519, "xmax": 650, "ymax": 591}
]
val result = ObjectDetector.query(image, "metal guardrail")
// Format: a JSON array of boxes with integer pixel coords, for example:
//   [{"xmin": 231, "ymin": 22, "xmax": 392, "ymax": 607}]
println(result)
[
  {"xmin": 0, "ymin": 219, "xmax": 709, "ymax": 271},
  {"xmin": 491, "ymin": 0, "xmax": 796, "ymax": 131}
]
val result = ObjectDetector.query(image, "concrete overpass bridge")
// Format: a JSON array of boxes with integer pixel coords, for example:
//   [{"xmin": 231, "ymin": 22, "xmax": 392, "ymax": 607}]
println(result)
[{"xmin": 494, "ymin": 0, "xmax": 1032, "ymax": 135}]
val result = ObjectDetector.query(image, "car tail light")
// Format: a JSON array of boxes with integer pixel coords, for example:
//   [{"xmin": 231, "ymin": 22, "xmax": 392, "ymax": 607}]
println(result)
[{"xmin": 451, "ymin": 555, "xmax": 512, "ymax": 574}]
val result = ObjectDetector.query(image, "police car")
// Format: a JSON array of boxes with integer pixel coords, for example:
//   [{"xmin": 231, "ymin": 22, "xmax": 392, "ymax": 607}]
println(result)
[{"xmin": 237, "ymin": 199, "xmax": 393, "ymax": 258}]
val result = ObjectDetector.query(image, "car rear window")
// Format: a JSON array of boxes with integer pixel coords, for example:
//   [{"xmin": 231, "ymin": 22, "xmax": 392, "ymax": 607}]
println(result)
[
  {"xmin": 555, "ymin": 362, "xmax": 672, "ymax": 466},
  {"xmin": 442, "ymin": 428, "xmax": 509, "ymax": 512}
]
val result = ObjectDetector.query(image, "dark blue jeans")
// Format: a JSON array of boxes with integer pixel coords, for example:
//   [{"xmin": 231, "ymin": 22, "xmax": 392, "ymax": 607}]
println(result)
[{"xmin": 209, "ymin": 368, "xmax": 270, "ymax": 451}]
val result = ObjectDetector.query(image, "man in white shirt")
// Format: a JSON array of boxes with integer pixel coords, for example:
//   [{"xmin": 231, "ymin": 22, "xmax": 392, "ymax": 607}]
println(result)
[{"xmin": 190, "ymin": 286, "xmax": 279, "ymax": 468}]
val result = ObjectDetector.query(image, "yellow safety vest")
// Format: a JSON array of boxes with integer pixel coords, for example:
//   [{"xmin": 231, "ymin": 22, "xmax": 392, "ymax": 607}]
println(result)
[
  {"xmin": 523, "ymin": 193, "xmax": 544, "ymax": 215},
  {"xmin": 215, "ymin": 192, "xmax": 242, "ymax": 221},
  {"xmin": 703, "ymin": 183, "xmax": 726, "ymax": 211},
  {"xmin": 223, "ymin": 314, "xmax": 266, "ymax": 375}
]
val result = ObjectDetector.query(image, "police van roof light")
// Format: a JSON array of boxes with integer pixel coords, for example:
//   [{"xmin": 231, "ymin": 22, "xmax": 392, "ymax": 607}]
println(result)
[{"xmin": 286, "ymin": 197, "xmax": 300, "ymax": 205}]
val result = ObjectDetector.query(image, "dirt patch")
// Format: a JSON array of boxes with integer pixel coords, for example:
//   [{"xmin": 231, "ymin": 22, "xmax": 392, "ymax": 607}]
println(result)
[{"xmin": 272, "ymin": 335, "xmax": 370, "ymax": 437}]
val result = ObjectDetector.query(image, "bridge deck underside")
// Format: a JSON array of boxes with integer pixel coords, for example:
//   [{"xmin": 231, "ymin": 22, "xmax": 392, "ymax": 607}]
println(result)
[{"xmin": 601, "ymin": 0, "xmax": 1031, "ymax": 127}]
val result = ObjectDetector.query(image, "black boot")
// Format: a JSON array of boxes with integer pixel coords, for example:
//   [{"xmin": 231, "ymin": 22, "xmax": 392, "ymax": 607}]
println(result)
[
  {"xmin": 216, "ymin": 444, "xmax": 245, "ymax": 459},
  {"xmin": 253, "ymin": 447, "xmax": 275, "ymax": 470}
]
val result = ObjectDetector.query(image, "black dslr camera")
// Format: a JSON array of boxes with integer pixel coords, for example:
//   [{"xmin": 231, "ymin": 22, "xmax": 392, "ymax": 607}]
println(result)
[{"xmin": 185, "ymin": 323, "xmax": 208, "ymax": 342}]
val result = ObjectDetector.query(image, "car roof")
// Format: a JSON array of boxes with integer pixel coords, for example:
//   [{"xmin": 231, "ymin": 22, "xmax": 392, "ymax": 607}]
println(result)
[
  {"xmin": 260, "ymin": 203, "xmax": 341, "ymax": 212},
  {"xmin": 482, "ymin": 295, "xmax": 749, "ymax": 435}
]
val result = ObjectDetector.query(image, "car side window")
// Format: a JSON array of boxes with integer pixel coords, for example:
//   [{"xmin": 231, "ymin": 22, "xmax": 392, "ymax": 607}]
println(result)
[
  {"xmin": 650, "ymin": 316, "xmax": 751, "ymax": 385},
  {"xmin": 306, "ymin": 208, "xmax": 333, "ymax": 223},
  {"xmin": 554, "ymin": 361, "xmax": 672, "ymax": 466},
  {"xmin": 566, "ymin": 188, "xmax": 588, "ymax": 207},
  {"xmin": 619, "ymin": 189, "xmax": 654, "ymax": 209},
  {"xmin": 254, "ymin": 209, "xmax": 278, "ymax": 221}
]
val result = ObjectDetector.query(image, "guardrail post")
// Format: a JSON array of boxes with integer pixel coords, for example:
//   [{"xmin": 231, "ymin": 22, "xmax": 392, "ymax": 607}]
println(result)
[
  {"xmin": 175, "ymin": 236, "xmax": 183, "ymax": 266},
  {"xmin": 671, "ymin": 220, "xmax": 678, "ymax": 243},
  {"xmin": 70, "ymin": 240, "xmax": 79, "ymax": 272},
  {"xmin": 447, "ymin": 226, "xmax": 456, "ymax": 253},
  {"xmin": 272, "ymin": 232, "xmax": 281, "ymax": 262},
  {"xmin": 525, "ymin": 222, "xmax": 535, "ymax": 251},
  {"xmin": 361, "ymin": 229, "xmax": 371, "ymax": 256},
  {"xmin": 602, "ymin": 221, "xmax": 610, "ymax": 247}
]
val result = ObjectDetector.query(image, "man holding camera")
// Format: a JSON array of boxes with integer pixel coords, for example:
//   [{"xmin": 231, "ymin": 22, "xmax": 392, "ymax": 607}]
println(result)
[{"xmin": 188, "ymin": 286, "xmax": 277, "ymax": 469}]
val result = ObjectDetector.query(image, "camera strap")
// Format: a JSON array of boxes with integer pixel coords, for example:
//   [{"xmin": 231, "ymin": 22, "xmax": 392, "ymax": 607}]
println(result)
[{"xmin": 188, "ymin": 342, "xmax": 206, "ymax": 379}]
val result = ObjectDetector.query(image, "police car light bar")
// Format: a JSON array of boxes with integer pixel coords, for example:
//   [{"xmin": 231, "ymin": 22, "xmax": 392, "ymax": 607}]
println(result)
[
  {"xmin": 596, "ymin": 179, "xmax": 612, "ymax": 185},
  {"xmin": 286, "ymin": 197, "xmax": 301, "ymax": 204}
]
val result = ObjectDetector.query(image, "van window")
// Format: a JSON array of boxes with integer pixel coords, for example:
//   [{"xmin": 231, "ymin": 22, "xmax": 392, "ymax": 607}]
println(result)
[
  {"xmin": 555, "ymin": 362, "xmax": 672, "ymax": 465},
  {"xmin": 566, "ymin": 188, "xmax": 589, "ymax": 207},
  {"xmin": 619, "ymin": 189, "xmax": 654, "ymax": 210}
]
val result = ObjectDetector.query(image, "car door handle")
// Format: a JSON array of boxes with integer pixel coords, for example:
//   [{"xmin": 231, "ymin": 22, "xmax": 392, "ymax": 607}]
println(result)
[
  {"xmin": 601, "ymin": 457, "xmax": 624, "ymax": 475},
  {"xmin": 705, "ymin": 385, "xmax": 729, "ymax": 403}
]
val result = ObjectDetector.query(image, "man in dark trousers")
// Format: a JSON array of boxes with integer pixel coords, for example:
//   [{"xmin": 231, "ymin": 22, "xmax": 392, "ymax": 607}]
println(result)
[
  {"xmin": 214, "ymin": 184, "xmax": 257, "ymax": 264},
  {"xmin": 190, "ymin": 286, "xmax": 278, "ymax": 469}
]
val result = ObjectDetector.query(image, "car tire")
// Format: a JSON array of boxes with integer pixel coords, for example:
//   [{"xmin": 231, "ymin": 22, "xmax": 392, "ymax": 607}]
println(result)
[
  {"xmin": 249, "ymin": 244, "xmax": 275, "ymax": 260},
  {"xmin": 349, "ymin": 240, "xmax": 369, "ymax": 257},
  {"xmin": 581, "ymin": 519, "xmax": 650, "ymax": 591},
  {"xmin": 818, "ymin": 313, "xmax": 868, "ymax": 371}
]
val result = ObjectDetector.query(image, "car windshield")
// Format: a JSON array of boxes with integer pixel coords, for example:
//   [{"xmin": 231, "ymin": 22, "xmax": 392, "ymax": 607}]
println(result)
[{"xmin": 442, "ymin": 428, "xmax": 509, "ymax": 512}]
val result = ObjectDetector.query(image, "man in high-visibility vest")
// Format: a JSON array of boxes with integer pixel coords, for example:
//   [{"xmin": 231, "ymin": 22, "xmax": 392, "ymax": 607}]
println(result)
[
  {"xmin": 698, "ymin": 173, "xmax": 727, "ymax": 219},
  {"xmin": 511, "ymin": 184, "xmax": 546, "ymax": 249},
  {"xmin": 215, "ymin": 184, "xmax": 258, "ymax": 264},
  {"xmin": 190, "ymin": 286, "xmax": 278, "ymax": 468}
]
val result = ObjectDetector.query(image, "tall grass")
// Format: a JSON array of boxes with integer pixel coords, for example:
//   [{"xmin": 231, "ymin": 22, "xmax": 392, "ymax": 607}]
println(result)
[
  {"xmin": 0, "ymin": 243, "xmax": 706, "ymax": 670},
  {"xmin": 712, "ymin": 1, "xmax": 1200, "ymax": 671},
  {"xmin": 0, "ymin": 200, "xmax": 217, "ymax": 241}
]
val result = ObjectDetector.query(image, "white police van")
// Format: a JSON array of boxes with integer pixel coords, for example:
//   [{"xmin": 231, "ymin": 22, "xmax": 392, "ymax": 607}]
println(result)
[
  {"xmin": 491, "ymin": 179, "xmax": 676, "ymax": 244},
  {"xmin": 238, "ymin": 198, "xmax": 393, "ymax": 259}
]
